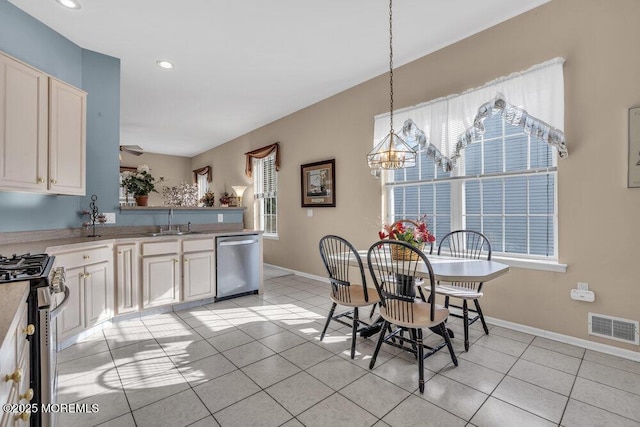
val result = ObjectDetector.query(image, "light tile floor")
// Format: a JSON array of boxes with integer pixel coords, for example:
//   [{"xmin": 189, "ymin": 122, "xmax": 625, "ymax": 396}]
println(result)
[{"xmin": 56, "ymin": 274, "xmax": 640, "ymax": 427}]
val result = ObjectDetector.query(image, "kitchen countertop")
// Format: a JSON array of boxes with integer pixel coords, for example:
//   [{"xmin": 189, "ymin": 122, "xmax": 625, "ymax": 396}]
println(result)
[
  {"xmin": 0, "ymin": 228, "xmax": 261, "ymax": 256},
  {"xmin": 0, "ymin": 281, "xmax": 29, "ymax": 362}
]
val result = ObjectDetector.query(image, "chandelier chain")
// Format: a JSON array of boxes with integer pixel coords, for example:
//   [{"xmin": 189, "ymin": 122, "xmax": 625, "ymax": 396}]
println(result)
[{"xmin": 389, "ymin": 0, "xmax": 394, "ymax": 134}]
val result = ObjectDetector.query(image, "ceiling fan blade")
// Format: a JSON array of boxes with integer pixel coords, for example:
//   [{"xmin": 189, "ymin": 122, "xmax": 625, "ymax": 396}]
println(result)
[{"xmin": 119, "ymin": 145, "xmax": 144, "ymax": 156}]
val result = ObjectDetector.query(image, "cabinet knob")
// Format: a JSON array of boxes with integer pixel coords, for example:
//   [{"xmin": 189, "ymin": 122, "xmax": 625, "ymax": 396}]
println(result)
[
  {"xmin": 184, "ymin": 259, "xmax": 189, "ymax": 263},
  {"xmin": 23, "ymin": 324, "xmax": 35, "ymax": 336},
  {"xmin": 19, "ymin": 388, "xmax": 34, "ymax": 402},
  {"xmin": 15, "ymin": 411, "xmax": 30, "ymax": 422},
  {"xmin": 82, "ymin": 272, "xmax": 92, "ymax": 279},
  {"xmin": 174, "ymin": 259, "xmax": 179, "ymax": 263},
  {"xmin": 83, "ymin": 255, "xmax": 90, "ymax": 260},
  {"xmin": 5, "ymin": 368, "xmax": 22, "ymax": 383},
  {"xmin": 50, "ymin": 178, "xmax": 57, "ymax": 184},
  {"xmin": 38, "ymin": 177, "xmax": 45, "ymax": 184}
]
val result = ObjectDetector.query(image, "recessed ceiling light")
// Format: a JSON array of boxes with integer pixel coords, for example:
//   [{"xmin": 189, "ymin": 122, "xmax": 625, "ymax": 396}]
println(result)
[
  {"xmin": 55, "ymin": 0, "xmax": 81, "ymax": 10},
  {"xmin": 156, "ymin": 60, "xmax": 174, "ymax": 69}
]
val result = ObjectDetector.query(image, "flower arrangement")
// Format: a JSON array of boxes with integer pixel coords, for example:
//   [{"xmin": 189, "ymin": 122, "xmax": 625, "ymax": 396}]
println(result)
[
  {"xmin": 120, "ymin": 165, "xmax": 164, "ymax": 196},
  {"xmin": 200, "ymin": 190, "xmax": 216, "ymax": 207},
  {"xmin": 379, "ymin": 215, "xmax": 436, "ymax": 248},
  {"xmin": 162, "ymin": 182, "xmax": 199, "ymax": 207},
  {"xmin": 219, "ymin": 191, "xmax": 231, "ymax": 207}
]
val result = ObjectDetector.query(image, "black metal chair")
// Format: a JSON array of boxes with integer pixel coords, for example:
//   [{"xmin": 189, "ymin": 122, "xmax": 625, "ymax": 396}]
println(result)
[
  {"xmin": 318, "ymin": 235, "xmax": 380, "ymax": 359},
  {"xmin": 366, "ymin": 240, "xmax": 457, "ymax": 393},
  {"xmin": 436, "ymin": 230, "xmax": 492, "ymax": 351}
]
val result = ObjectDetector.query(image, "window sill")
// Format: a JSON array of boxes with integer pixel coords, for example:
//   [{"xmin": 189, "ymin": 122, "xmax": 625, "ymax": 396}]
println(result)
[
  {"xmin": 263, "ymin": 234, "xmax": 279, "ymax": 240},
  {"xmin": 492, "ymin": 255, "xmax": 567, "ymax": 273}
]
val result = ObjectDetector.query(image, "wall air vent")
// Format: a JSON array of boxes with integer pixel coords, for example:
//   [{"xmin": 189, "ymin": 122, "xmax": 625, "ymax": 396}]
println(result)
[{"xmin": 588, "ymin": 313, "xmax": 639, "ymax": 345}]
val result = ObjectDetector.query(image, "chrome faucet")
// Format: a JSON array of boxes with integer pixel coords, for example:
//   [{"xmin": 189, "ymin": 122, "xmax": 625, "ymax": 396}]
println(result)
[{"xmin": 168, "ymin": 208, "xmax": 174, "ymax": 231}]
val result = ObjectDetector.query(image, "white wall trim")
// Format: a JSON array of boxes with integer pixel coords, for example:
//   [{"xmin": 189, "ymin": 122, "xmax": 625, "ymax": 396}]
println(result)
[
  {"xmin": 266, "ymin": 264, "xmax": 640, "ymax": 362},
  {"xmin": 484, "ymin": 316, "xmax": 640, "ymax": 362}
]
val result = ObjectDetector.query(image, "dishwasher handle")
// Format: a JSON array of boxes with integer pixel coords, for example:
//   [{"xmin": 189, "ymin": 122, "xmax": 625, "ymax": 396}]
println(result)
[{"xmin": 219, "ymin": 239, "xmax": 257, "ymax": 247}]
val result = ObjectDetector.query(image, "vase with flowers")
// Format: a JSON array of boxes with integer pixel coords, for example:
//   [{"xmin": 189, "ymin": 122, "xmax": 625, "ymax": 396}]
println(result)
[
  {"xmin": 120, "ymin": 165, "xmax": 164, "ymax": 206},
  {"xmin": 379, "ymin": 215, "xmax": 436, "ymax": 260},
  {"xmin": 219, "ymin": 191, "xmax": 231, "ymax": 207},
  {"xmin": 200, "ymin": 190, "xmax": 216, "ymax": 207}
]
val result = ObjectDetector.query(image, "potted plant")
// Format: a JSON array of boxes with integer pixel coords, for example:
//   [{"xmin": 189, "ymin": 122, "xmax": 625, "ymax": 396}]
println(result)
[
  {"xmin": 120, "ymin": 165, "xmax": 164, "ymax": 206},
  {"xmin": 219, "ymin": 191, "xmax": 231, "ymax": 207}
]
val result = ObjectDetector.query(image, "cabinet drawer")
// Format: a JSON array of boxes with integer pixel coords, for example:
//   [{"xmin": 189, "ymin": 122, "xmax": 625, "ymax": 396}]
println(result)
[
  {"xmin": 182, "ymin": 238, "xmax": 214, "ymax": 253},
  {"xmin": 141, "ymin": 240, "xmax": 180, "ymax": 256},
  {"xmin": 52, "ymin": 245, "xmax": 111, "ymax": 267}
]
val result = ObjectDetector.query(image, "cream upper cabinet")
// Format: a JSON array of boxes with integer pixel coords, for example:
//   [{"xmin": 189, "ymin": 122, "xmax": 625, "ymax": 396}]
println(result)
[
  {"xmin": 0, "ymin": 52, "xmax": 48, "ymax": 191},
  {"xmin": 48, "ymin": 77, "xmax": 86, "ymax": 195},
  {"xmin": 0, "ymin": 51, "xmax": 86, "ymax": 195}
]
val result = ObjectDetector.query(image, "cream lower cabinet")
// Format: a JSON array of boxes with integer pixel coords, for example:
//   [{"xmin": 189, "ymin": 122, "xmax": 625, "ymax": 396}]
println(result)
[
  {"xmin": 1, "ymin": 286, "xmax": 32, "ymax": 427},
  {"xmin": 142, "ymin": 255, "xmax": 181, "ymax": 309},
  {"xmin": 182, "ymin": 238, "xmax": 216, "ymax": 302},
  {"xmin": 115, "ymin": 243, "xmax": 139, "ymax": 314},
  {"xmin": 51, "ymin": 245, "xmax": 114, "ymax": 343},
  {"xmin": 141, "ymin": 240, "xmax": 181, "ymax": 309}
]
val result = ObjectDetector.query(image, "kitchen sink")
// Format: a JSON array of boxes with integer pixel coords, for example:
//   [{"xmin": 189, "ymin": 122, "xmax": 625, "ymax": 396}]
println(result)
[{"xmin": 145, "ymin": 230, "xmax": 201, "ymax": 237}]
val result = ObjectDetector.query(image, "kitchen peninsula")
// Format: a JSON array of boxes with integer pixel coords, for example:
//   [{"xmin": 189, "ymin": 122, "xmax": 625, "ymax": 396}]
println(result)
[{"xmin": 0, "ymin": 220, "xmax": 263, "ymax": 350}]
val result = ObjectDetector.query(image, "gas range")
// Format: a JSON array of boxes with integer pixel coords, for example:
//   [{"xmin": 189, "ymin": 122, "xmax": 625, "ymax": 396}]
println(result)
[
  {"xmin": 0, "ymin": 252, "xmax": 66, "ymax": 427},
  {"xmin": 0, "ymin": 253, "xmax": 55, "ymax": 284}
]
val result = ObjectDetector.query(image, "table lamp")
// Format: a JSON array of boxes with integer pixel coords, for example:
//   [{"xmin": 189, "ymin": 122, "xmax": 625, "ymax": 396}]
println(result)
[{"xmin": 231, "ymin": 185, "xmax": 247, "ymax": 206}]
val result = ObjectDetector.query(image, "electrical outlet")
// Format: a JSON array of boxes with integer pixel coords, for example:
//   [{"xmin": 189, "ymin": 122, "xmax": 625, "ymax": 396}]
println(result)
[
  {"xmin": 217, "ymin": 213, "xmax": 223, "ymax": 222},
  {"xmin": 577, "ymin": 282, "xmax": 589, "ymax": 291},
  {"xmin": 103, "ymin": 212, "xmax": 116, "ymax": 224},
  {"xmin": 307, "ymin": 209, "xmax": 313, "ymax": 217}
]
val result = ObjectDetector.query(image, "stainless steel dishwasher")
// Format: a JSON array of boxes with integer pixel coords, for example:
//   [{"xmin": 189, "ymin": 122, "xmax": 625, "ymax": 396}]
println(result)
[{"xmin": 216, "ymin": 234, "xmax": 260, "ymax": 301}]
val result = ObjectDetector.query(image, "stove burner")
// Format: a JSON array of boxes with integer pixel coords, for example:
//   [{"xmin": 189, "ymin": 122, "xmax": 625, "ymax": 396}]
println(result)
[{"xmin": 0, "ymin": 253, "xmax": 50, "ymax": 282}]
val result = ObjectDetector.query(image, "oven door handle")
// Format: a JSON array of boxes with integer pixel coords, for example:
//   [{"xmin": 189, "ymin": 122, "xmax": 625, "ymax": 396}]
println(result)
[{"xmin": 50, "ymin": 288, "xmax": 70, "ymax": 319}]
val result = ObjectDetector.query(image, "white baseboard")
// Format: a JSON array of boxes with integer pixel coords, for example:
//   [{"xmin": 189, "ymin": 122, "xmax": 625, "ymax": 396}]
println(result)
[{"xmin": 267, "ymin": 264, "xmax": 640, "ymax": 363}]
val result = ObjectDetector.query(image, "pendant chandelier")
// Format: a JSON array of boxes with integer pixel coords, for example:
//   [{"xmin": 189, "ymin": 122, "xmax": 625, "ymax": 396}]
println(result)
[{"xmin": 367, "ymin": 0, "xmax": 416, "ymax": 170}]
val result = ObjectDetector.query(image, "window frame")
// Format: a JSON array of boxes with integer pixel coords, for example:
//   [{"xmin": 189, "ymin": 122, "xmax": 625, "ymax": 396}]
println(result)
[
  {"xmin": 253, "ymin": 153, "xmax": 278, "ymax": 238},
  {"xmin": 384, "ymin": 115, "xmax": 562, "ymax": 268}
]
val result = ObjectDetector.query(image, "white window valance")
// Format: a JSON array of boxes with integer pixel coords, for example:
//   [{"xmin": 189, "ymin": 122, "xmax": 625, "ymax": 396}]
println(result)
[{"xmin": 373, "ymin": 58, "xmax": 567, "ymax": 171}]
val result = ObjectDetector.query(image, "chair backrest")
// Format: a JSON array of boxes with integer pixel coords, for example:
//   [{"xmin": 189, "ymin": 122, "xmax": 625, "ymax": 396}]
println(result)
[
  {"xmin": 437, "ymin": 230, "xmax": 492, "ymax": 261},
  {"xmin": 367, "ymin": 240, "xmax": 436, "ymax": 323},
  {"xmin": 318, "ymin": 235, "xmax": 371, "ymax": 303},
  {"xmin": 437, "ymin": 230, "xmax": 491, "ymax": 290}
]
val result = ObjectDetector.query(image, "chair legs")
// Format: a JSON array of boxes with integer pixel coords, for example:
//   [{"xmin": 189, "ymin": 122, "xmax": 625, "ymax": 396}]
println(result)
[
  {"xmin": 351, "ymin": 307, "xmax": 359, "ymax": 359},
  {"xmin": 320, "ymin": 302, "xmax": 337, "ymax": 341},
  {"xmin": 474, "ymin": 298, "xmax": 489, "ymax": 334},
  {"xmin": 417, "ymin": 328, "xmax": 425, "ymax": 393},
  {"xmin": 369, "ymin": 320, "xmax": 388, "ymax": 370},
  {"xmin": 440, "ymin": 323, "xmax": 458, "ymax": 367},
  {"xmin": 462, "ymin": 300, "xmax": 470, "ymax": 351}
]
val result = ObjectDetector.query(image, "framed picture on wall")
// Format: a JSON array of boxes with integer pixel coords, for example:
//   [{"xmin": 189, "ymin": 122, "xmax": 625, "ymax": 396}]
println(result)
[
  {"xmin": 629, "ymin": 107, "xmax": 640, "ymax": 188},
  {"xmin": 301, "ymin": 159, "xmax": 336, "ymax": 207}
]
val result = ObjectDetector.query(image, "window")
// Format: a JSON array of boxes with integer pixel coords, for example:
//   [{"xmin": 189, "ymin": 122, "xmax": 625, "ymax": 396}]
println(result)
[
  {"xmin": 381, "ymin": 59, "xmax": 564, "ymax": 261},
  {"xmin": 193, "ymin": 166, "xmax": 212, "ymax": 204},
  {"xmin": 196, "ymin": 173, "xmax": 209, "ymax": 202},
  {"xmin": 388, "ymin": 113, "xmax": 556, "ymax": 259},
  {"xmin": 253, "ymin": 153, "xmax": 278, "ymax": 236}
]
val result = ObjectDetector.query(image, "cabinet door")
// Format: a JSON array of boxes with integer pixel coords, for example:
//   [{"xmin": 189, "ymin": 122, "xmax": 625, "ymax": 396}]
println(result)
[
  {"xmin": 57, "ymin": 266, "xmax": 84, "ymax": 341},
  {"xmin": 48, "ymin": 77, "xmax": 86, "ymax": 195},
  {"xmin": 142, "ymin": 255, "xmax": 181, "ymax": 309},
  {"xmin": 183, "ymin": 251, "xmax": 215, "ymax": 301},
  {"xmin": 0, "ymin": 53, "xmax": 48, "ymax": 191},
  {"xmin": 116, "ymin": 244, "xmax": 139, "ymax": 314},
  {"xmin": 84, "ymin": 261, "xmax": 113, "ymax": 328}
]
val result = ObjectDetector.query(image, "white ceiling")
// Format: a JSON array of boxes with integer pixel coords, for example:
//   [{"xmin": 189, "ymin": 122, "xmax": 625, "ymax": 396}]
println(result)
[{"xmin": 9, "ymin": 0, "xmax": 550, "ymax": 157}]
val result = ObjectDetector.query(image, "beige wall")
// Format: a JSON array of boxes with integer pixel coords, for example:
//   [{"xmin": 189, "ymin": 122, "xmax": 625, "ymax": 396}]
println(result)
[
  {"xmin": 120, "ymin": 151, "xmax": 193, "ymax": 206},
  {"xmin": 192, "ymin": 0, "xmax": 640, "ymax": 352}
]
